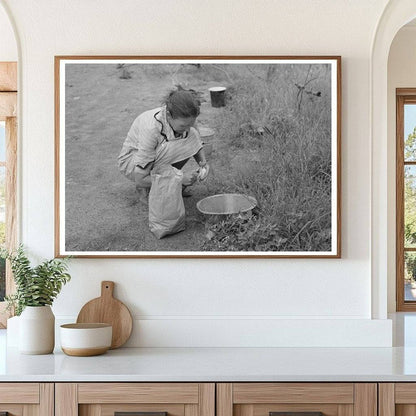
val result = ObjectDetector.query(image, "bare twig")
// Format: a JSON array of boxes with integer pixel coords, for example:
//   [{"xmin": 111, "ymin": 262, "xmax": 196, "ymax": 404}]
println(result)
[
  {"xmin": 169, "ymin": 65, "xmax": 182, "ymax": 87},
  {"xmin": 211, "ymin": 65, "xmax": 234, "ymax": 84},
  {"xmin": 296, "ymin": 65, "xmax": 321, "ymax": 111},
  {"xmin": 304, "ymin": 76, "xmax": 318, "ymax": 87},
  {"xmin": 245, "ymin": 66, "xmax": 266, "ymax": 82}
]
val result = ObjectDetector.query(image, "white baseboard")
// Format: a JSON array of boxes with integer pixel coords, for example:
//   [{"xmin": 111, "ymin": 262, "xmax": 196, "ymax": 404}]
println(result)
[{"xmin": 56, "ymin": 317, "xmax": 392, "ymax": 347}]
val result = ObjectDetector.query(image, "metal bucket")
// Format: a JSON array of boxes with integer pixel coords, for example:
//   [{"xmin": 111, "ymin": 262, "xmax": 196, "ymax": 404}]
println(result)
[
  {"xmin": 199, "ymin": 127, "xmax": 215, "ymax": 157},
  {"xmin": 209, "ymin": 87, "xmax": 226, "ymax": 108},
  {"xmin": 198, "ymin": 126, "xmax": 215, "ymax": 140},
  {"xmin": 197, "ymin": 194, "xmax": 257, "ymax": 215},
  {"xmin": 202, "ymin": 142, "xmax": 214, "ymax": 157}
]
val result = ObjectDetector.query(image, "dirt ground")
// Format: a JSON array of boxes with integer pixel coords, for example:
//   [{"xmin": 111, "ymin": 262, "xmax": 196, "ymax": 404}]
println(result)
[{"xmin": 64, "ymin": 64, "xmax": 228, "ymax": 252}]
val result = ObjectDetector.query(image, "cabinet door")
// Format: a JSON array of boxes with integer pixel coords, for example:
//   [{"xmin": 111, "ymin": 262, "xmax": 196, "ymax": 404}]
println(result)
[
  {"xmin": 217, "ymin": 383, "xmax": 377, "ymax": 416},
  {"xmin": 379, "ymin": 383, "xmax": 416, "ymax": 416},
  {"xmin": 0, "ymin": 383, "xmax": 53, "ymax": 416},
  {"xmin": 56, "ymin": 383, "xmax": 215, "ymax": 416}
]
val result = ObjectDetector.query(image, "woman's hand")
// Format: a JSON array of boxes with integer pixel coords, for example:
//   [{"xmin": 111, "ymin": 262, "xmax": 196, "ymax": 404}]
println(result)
[
  {"xmin": 197, "ymin": 162, "xmax": 210, "ymax": 181},
  {"xmin": 182, "ymin": 170, "xmax": 198, "ymax": 186}
]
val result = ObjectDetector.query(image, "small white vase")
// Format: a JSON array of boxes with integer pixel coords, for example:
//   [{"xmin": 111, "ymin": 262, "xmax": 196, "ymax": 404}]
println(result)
[{"xmin": 19, "ymin": 305, "xmax": 55, "ymax": 354}]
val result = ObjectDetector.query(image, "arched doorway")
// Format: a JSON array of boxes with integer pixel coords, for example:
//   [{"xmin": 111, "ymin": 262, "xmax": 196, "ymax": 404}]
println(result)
[
  {"xmin": 0, "ymin": 0, "xmax": 18, "ymax": 327},
  {"xmin": 371, "ymin": 0, "xmax": 416, "ymax": 319}
]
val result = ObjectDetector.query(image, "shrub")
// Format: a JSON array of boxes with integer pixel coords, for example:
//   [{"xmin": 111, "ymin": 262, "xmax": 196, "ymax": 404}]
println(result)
[
  {"xmin": 201, "ymin": 65, "xmax": 332, "ymax": 252},
  {"xmin": 203, "ymin": 215, "xmax": 287, "ymax": 251}
]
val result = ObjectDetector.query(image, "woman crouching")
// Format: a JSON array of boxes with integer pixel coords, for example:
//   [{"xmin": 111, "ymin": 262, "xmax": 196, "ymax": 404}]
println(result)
[{"xmin": 118, "ymin": 89, "xmax": 209, "ymax": 204}]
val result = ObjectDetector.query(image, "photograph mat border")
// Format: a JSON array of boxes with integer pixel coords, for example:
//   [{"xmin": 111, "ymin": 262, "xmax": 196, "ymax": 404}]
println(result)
[{"xmin": 55, "ymin": 56, "xmax": 341, "ymax": 258}]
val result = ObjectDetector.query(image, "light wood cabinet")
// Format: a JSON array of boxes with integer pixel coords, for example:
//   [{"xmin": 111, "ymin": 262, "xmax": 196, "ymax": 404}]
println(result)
[
  {"xmin": 0, "ymin": 383, "xmax": 53, "ymax": 416},
  {"xmin": 0, "ymin": 381, "xmax": 388, "ymax": 416},
  {"xmin": 378, "ymin": 383, "xmax": 416, "ymax": 416},
  {"xmin": 55, "ymin": 383, "xmax": 215, "ymax": 416},
  {"xmin": 216, "ymin": 383, "xmax": 377, "ymax": 416}
]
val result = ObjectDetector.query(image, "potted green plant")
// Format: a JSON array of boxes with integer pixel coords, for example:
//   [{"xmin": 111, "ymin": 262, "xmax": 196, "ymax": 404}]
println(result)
[{"xmin": 1, "ymin": 245, "xmax": 71, "ymax": 354}]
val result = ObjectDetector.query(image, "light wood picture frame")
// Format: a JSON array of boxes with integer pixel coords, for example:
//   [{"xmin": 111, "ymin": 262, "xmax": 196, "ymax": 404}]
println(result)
[{"xmin": 55, "ymin": 56, "xmax": 341, "ymax": 258}]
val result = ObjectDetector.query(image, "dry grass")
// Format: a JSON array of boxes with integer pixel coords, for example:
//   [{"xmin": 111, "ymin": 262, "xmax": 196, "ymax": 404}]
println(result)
[{"xmin": 201, "ymin": 64, "xmax": 333, "ymax": 252}]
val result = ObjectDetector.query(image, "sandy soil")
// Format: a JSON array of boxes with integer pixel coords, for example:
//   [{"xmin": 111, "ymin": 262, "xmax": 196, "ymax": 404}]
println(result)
[{"xmin": 64, "ymin": 64, "xmax": 226, "ymax": 252}]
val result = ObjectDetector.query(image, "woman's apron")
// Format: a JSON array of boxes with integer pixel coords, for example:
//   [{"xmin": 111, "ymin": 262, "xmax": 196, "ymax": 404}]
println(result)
[{"xmin": 152, "ymin": 128, "xmax": 202, "ymax": 170}]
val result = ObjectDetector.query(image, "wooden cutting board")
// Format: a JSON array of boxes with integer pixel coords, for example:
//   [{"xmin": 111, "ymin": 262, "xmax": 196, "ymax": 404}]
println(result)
[{"xmin": 76, "ymin": 281, "xmax": 133, "ymax": 349}]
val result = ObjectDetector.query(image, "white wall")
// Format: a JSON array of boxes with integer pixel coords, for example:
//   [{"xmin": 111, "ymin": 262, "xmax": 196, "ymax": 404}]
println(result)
[
  {"xmin": 387, "ymin": 25, "xmax": 416, "ymax": 312},
  {"xmin": 0, "ymin": 3, "xmax": 17, "ymax": 60},
  {"xmin": 0, "ymin": 0, "xmax": 393, "ymax": 346}
]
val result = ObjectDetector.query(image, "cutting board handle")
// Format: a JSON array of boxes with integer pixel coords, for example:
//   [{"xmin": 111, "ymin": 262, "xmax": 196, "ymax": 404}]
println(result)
[{"xmin": 101, "ymin": 281, "xmax": 115, "ymax": 298}]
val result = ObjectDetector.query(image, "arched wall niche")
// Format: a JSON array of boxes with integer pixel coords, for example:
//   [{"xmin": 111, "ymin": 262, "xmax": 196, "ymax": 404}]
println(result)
[
  {"xmin": 0, "ymin": 1, "xmax": 20, "ymax": 328},
  {"xmin": 371, "ymin": 0, "xmax": 416, "ymax": 319},
  {"xmin": 0, "ymin": 1, "xmax": 18, "ymax": 61}
]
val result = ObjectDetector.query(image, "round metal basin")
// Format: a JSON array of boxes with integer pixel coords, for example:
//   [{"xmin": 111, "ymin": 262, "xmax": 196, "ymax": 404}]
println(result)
[{"xmin": 197, "ymin": 194, "xmax": 257, "ymax": 215}]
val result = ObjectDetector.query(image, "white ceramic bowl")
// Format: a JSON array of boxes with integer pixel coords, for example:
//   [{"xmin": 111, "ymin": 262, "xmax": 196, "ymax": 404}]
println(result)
[{"xmin": 60, "ymin": 323, "xmax": 112, "ymax": 356}]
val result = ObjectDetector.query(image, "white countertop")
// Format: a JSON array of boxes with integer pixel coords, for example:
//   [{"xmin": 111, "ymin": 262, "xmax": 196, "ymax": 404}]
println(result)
[
  {"xmin": 3, "ymin": 313, "xmax": 416, "ymax": 382},
  {"xmin": 2, "ymin": 329, "xmax": 416, "ymax": 382}
]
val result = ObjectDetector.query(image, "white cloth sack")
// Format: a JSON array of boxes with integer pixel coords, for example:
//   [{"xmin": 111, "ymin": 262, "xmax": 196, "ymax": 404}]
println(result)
[{"xmin": 148, "ymin": 166, "xmax": 185, "ymax": 239}]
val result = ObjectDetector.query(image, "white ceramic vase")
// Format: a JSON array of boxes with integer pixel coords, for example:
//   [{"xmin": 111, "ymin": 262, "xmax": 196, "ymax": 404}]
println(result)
[{"xmin": 19, "ymin": 305, "xmax": 55, "ymax": 354}]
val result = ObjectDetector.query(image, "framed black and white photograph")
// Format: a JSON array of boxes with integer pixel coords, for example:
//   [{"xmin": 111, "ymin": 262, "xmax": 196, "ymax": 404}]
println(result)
[{"xmin": 55, "ymin": 56, "xmax": 341, "ymax": 258}]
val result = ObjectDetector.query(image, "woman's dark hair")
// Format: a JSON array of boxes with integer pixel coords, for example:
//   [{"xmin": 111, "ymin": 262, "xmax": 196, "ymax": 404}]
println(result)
[{"xmin": 164, "ymin": 89, "xmax": 200, "ymax": 119}]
